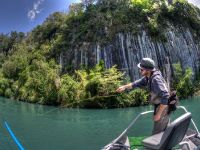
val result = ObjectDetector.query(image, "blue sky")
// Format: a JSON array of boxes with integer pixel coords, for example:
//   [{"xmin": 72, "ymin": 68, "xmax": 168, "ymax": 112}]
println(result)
[
  {"xmin": 0, "ymin": 0, "xmax": 199, "ymax": 34},
  {"xmin": 0, "ymin": 0, "xmax": 80, "ymax": 34}
]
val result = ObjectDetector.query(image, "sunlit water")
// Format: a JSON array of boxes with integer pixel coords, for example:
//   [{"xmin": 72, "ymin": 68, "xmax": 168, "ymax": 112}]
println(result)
[{"xmin": 0, "ymin": 96, "xmax": 199, "ymax": 150}]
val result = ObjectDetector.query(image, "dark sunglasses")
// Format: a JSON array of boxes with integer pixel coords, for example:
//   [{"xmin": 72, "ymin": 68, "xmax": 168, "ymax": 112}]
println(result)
[{"xmin": 140, "ymin": 68, "xmax": 144, "ymax": 72}]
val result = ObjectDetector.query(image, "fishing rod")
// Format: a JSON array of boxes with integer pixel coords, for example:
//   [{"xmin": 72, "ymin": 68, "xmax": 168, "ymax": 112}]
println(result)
[
  {"xmin": 4, "ymin": 121, "xmax": 25, "ymax": 150},
  {"xmin": 0, "ymin": 111, "xmax": 25, "ymax": 150}
]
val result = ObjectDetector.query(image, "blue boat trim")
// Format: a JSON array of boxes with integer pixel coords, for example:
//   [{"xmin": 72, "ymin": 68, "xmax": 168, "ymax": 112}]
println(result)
[{"xmin": 4, "ymin": 121, "xmax": 25, "ymax": 150}]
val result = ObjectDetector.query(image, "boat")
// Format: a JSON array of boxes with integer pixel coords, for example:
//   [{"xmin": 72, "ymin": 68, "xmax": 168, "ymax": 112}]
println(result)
[{"xmin": 102, "ymin": 106, "xmax": 200, "ymax": 150}]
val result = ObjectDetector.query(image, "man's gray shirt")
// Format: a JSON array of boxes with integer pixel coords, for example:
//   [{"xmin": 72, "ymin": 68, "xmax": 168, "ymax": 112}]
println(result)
[{"xmin": 131, "ymin": 70, "xmax": 169, "ymax": 105}]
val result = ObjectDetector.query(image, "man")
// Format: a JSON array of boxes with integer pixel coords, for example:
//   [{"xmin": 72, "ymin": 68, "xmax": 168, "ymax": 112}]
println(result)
[{"xmin": 116, "ymin": 58, "xmax": 170, "ymax": 135}]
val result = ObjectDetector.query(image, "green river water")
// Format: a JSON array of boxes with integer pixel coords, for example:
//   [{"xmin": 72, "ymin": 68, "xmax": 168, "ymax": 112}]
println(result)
[{"xmin": 0, "ymin": 96, "xmax": 200, "ymax": 150}]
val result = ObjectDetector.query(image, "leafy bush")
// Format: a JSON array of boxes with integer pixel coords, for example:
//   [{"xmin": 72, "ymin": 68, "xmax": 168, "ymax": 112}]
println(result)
[
  {"xmin": 58, "ymin": 74, "xmax": 79, "ymax": 107},
  {"xmin": 2, "ymin": 44, "xmax": 29, "ymax": 79},
  {"xmin": 18, "ymin": 59, "xmax": 60, "ymax": 104},
  {"xmin": 0, "ymin": 71, "xmax": 10, "ymax": 96},
  {"xmin": 75, "ymin": 61, "xmax": 149, "ymax": 108},
  {"xmin": 172, "ymin": 63, "xmax": 194, "ymax": 99}
]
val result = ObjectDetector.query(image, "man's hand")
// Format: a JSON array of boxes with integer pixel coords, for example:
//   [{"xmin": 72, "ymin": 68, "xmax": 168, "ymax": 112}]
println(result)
[
  {"xmin": 116, "ymin": 83, "xmax": 133, "ymax": 93},
  {"xmin": 153, "ymin": 114, "xmax": 161, "ymax": 122},
  {"xmin": 154, "ymin": 104, "xmax": 168, "ymax": 121},
  {"xmin": 116, "ymin": 86, "xmax": 126, "ymax": 93}
]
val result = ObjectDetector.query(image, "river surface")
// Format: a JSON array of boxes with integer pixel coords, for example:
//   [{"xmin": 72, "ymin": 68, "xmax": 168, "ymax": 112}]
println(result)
[{"xmin": 0, "ymin": 96, "xmax": 200, "ymax": 150}]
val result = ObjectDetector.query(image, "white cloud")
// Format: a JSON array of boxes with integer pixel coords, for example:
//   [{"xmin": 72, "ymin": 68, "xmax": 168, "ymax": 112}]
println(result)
[
  {"xmin": 27, "ymin": 0, "xmax": 44, "ymax": 21},
  {"xmin": 188, "ymin": 0, "xmax": 200, "ymax": 8}
]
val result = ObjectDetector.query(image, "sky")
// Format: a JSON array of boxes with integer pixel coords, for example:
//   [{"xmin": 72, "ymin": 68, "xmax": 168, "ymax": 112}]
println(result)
[
  {"xmin": 0, "ymin": 0, "xmax": 80, "ymax": 34},
  {"xmin": 188, "ymin": 0, "xmax": 200, "ymax": 8},
  {"xmin": 0, "ymin": 0, "xmax": 199, "ymax": 34}
]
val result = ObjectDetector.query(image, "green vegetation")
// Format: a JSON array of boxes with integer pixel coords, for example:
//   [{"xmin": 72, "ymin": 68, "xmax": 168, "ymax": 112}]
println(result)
[
  {"xmin": 60, "ymin": 0, "xmax": 200, "ymax": 44},
  {"xmin": 167, "ymin": 0, "xmax": 200, "ymax": 37},
  {"xmin": 75, "ymin": 62, "xmax": 148, "ymax": 108},
  {"xmin": 0, "ymin": 0, "xmax": 199, "ymax": 107},
  {"xmin": 172, "ymin": 63, "xmax": 194, "ymax": 99},
  {"xmin": 0, "ymin": 52, "xmax": 149, "ymax": 107}
]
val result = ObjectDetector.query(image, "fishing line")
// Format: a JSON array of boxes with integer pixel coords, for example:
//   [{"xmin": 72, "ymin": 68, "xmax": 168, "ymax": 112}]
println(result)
[
  {"xmin": 37, "ymin": 105, "xmax": 68, "ymax": 116},
  {"xmin": 37, "ymin": 107, "xmax": 61, "ymax": 116}
]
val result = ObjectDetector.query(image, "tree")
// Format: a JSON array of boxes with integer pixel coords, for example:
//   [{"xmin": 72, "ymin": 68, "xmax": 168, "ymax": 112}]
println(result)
[
  {"xmin": 81, "ymin": 0, "xmax": 96, "ymax": 7},
  {"xmin": 30, "ymin": 12, "xmax": 66, "ymax": 45},
  {"xmin": 68, "ymin": 3, "xmax": 84, "ymax": 16},
  {"xmin": 0, "ymin": 32, "xmax": 25, "ymax": 55},
  {"xmin": 173, "ymin": 63, "xmax": 194, "ymax": 99}
]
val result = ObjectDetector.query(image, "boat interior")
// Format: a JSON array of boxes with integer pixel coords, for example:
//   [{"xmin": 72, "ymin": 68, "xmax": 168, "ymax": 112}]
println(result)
[{"xmin": 102, "ymin": 106, "xmax": 200, "ymax": 150}]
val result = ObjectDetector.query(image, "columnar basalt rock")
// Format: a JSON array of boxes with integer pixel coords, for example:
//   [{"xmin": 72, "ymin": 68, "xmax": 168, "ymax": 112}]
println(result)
[{"xmin": 60, "ymin": 28, "xmax": 200, "ymax": 82}]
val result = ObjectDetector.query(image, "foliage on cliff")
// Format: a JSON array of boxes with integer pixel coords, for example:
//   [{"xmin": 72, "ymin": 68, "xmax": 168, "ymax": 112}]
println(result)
[
  {"xmin": 172, "ymin": 63, "xmax": 194, "ymax": 99},
  {"xmin": 59, "ymin": 0, "xmax": 200, "ymax": 44},
  {"xmin": 0, "ymin": 49, "xmax": 148, "ymax": 107}
]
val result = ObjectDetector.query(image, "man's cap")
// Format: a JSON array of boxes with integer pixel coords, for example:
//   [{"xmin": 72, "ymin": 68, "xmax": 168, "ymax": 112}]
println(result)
[{"xmin": 137, "ymin": 58, "xmax": 156, "ymax": 71}]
